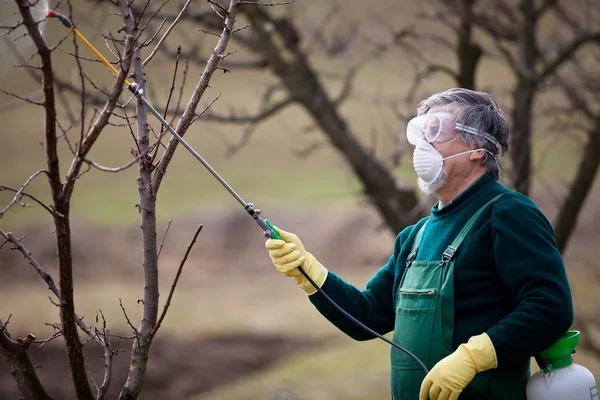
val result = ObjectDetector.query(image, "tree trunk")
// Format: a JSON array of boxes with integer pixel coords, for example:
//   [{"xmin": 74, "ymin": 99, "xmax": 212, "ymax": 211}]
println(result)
[
  {"xmin": 554, "ymin": 123, "xmax": 600, "ymax": 253},
  {"xmin": 0, "ymin": 327, "xmax": 54, "ymax": 400},
  {"xmin": 118, "ymin": 2, "xmax": 156, "ymax": 398},
  {"xmin": 456, "ymin": 0, "xmax": 482, "ymax": 90},
  {"xmin": 243, "ymin": 9, "xmax": 422, "ymax": 232},
  {"xmin": 54, "ymin": 205, "xmax": 94, "ymax": 400},
  {"xmin": 510, "ymin": 0, "xmax": 537, "ymax": 195}
]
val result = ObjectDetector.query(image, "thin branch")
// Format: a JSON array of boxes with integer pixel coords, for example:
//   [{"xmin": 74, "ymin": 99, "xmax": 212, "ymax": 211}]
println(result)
[
  {"xmin": 84, "ymin": 157, "xmax": 138, "ymax": 173},
  {"xmin": 539, "ymin": 33, "xmax": 600, "ymax": 79},
  {"xmin": 142, "ymin": 0, "xmax": 192, "ymax": 66},
  {"xmin": 199, "ymin": 28, "xmax": 221, "ymax": 38},
  {"xmin": 62, "ymin": 34, "xmax": 136, "ymax": 201},
  {"xmin": 123, "ymin": 107, "xmax": 144, "ymax": 162},
  {"xmin": 152, "ymin": 46, "xmax": 182, "ymax": 164},
  {"xmin": 96, "ymin": 310, "xmax": 113, "ymax": 400},
  {"xmin": 202, "ymin": 96, "xmax": 294, "ymax": 124},
  {"xmin": 0, "ymin": 169, "xmax": 48, "ymax": 218},
  {"xmin": 239, "ymin": 0, "xmax": 295, "ymax": 5},
  {"xmin": 232, "ymin": 23, "xmax": 250, "ymax": 33},
  {"xmin": 0, "ymin": 228, "xmax": 102, "ymax": 344},
  {"xmin": 0, "ymin": 189, "xmax": 52, "ymax": 221},
  {"xmin": 189, "ymin": 93, "xmax": 222, "ymax": 124},
  {"xmin": 157, "ymin": 220, "xmax": 172, "ymax": 260},
  {"xmin": 119, "ymin": 299, "xmax": 138, "ymax": 340},
  {"xmin": 141, "ymin": 17, "xmax": 167, "ymax": 47},
  {"xmin": 0, "ymin": 88, "xmax": 45, "ymax": 106},
  {"xmin": 208, "ymin": 0, "xmax": 229, "ymax": 18},
  {"xmin": 150, "ymin": 225, "xmax": 203, "ymax": 338},
  {"xmin": 152, "ymin": 0, "xmax": 242, "ymax": 193}
]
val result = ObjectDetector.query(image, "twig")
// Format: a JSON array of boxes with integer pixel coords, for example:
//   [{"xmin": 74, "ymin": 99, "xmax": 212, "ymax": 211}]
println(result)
[
  {"xmin": 34, "ymin": 331, "xmax": 63, "ymax": 347},
  {"xmin": 134, "ymin": 0, "xmax": 152, "ymax": 28},
  {"xmin": 150, "ymin": 225, "xmax": 203, "ymax": 338},
  {"xmin": 232, "ymin": 23, "xmax": 250, "ymax": 33},
  {"xmin": 239, "ymin": 0, "xmax": 295, "ymax": 5},
  {"xmin": 152, "ymin": 46, "xmax": 182, "ymax": 164},
  {"xmin": 119, "ymin": 298, "xmax": 138, "ymax": 340},
  {"xmin": 141, "ymin": 17, "xmax": 167, "ymax": 47},
  {"xmin": 208, "ymin": 0, "xmax": 229, "ymax": 19},
  {"xmin": 199, "ymin": 29, "xmax": 221, "ymax": 38},
  {"xmin": 0, "ymin": 187, "xmax": 54, "ymax": 217},
  {"xmin": 123, "ymin": 107, "xmax": 144, "ymax": 162},
  {"xmin": 190, "ymin": 93, "xmax": 222, "ymax": 123},
  {"xmin": 84, "ymin": 158, "xmax": 138, "ymax": 173},
  {"xmin": 0, "ymin": 169, "xmax": 48, "ymax": 218},
  {"xmin": 143, "ymin": 0, "xmax": 193, "ymax": 66},
  {"xmin": 1, "ymin": 315, "xmax": 12, "ymax": 332},
  {"xmin": 0, "ymin": 88, "xmax": 44, "ymax": 106},
  {"xmin": 0, "ymin": 228, "xmax": 102, "ymax": 344},
  {"xmin": 157, "ymin": 220, "xmax": 172, "ymax": 260},
  {"xmin": 96, "ymin": 310, "xmax": 113, "ymax": 400}
]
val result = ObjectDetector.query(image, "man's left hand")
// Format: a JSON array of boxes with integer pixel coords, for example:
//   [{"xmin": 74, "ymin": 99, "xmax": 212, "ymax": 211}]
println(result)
[{"xmin": 419, "ymin": 333, "xmax": 498, "ymax": 400}]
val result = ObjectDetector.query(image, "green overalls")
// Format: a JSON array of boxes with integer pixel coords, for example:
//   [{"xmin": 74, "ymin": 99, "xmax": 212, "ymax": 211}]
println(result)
[{"xmin": 391, "ymin": 196, "xmax": 530, "ymax": 400}]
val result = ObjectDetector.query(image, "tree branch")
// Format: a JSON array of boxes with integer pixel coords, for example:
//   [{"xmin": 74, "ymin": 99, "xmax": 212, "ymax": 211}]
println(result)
[
  {"xmin": 0, "ymin": 169, "xmax": 48, "ymax": 218},
  {"xmin": 62, "ymin": 35, "xmax": 136, "ymax": 201},
  {"xmin": 96, "ymin": 311, "xmax": 113, "ymax": 400},
  {"xmin": 0, "ymin": 228, "xmax": 101, "ymax": 343},
  {"xmin": 151, "ymin": 0, "xmax": 243, "ymax": 194},
  {"xmin": 143, "ymin": 0, "xmax": 192, "ymax": 66},
  {"xmin": 151, "ymin": 224, "xmax": 203, "ymax": 338},
  {"xmin": 0, "ymin": 186, "xmax": 54, "ymax": 216},
  {"xmin": 539, "ymin": 32, "xmax": 600, "ymax": 79}
]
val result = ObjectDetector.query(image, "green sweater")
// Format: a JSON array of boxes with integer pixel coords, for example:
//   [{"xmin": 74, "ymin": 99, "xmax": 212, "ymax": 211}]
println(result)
[{"xmin": 310, "ymin": 174, "xmax": 573, "ymax": 367}]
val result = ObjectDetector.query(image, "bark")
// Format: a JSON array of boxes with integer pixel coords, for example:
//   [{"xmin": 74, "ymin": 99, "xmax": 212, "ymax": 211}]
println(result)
[
  {"xmin": 118, "ymin": 2, "xmax": 156, "ymax": 398},
  {"xmin": 241, "ymin": 8, "xmax": 422, "ymax": 231},
  {"xmin": 0, "ymin": 322, "xmax": 53, "ymax": 400}
]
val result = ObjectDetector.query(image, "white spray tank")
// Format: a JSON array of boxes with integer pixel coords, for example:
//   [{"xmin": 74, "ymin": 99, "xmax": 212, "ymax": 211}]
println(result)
[{"xmin": 527, "ymin": 330, "xmax": 597, "ymax": 400}]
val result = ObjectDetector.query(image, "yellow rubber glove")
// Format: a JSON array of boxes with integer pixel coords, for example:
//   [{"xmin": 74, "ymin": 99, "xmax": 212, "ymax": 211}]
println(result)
[
  {"xmin": 419, "ymin": 333, "xmax": 498, "ymax": 400},
  {"xmin": 265, "ymin": 227, "xmax": 328, "ymax": 295}
]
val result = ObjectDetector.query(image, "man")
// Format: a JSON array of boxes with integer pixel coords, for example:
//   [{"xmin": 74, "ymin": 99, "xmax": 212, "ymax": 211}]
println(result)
[{"xmin": 265, "ymin": 88, "xmax": 573, "ymax": 400}]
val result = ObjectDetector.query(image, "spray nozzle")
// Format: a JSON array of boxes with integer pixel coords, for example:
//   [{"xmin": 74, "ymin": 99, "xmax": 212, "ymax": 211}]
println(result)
[{"xmin": 44, "ymin": 10, "xmax": 73, "ymax": 28}]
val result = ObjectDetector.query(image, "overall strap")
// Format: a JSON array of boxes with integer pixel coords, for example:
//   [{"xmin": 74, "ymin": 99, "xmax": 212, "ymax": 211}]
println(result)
[
  {"xmin": 406, "ymin": 220, "xmax": 429, "ymax": 267},
  {"xmin": 440, "ymin": 194, "xmax": 503, "ymax": 267}
]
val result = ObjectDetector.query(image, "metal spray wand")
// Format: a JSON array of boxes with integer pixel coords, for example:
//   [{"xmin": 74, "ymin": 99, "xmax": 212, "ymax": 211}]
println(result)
[{"xmin": 45, "ymin": 9, "xmax": 430, "ymax": 373}]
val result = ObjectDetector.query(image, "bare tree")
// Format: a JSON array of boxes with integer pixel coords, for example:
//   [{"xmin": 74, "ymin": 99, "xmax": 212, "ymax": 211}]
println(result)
[{"xmin": 0, "ymin": 0, "xmax": 250, "ymax": 398}]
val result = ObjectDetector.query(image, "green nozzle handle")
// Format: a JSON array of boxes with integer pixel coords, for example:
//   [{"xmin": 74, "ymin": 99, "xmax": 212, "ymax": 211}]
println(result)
[{"xmin": 264, "ymin": 219, "xmax": 281, "ymax": 240}]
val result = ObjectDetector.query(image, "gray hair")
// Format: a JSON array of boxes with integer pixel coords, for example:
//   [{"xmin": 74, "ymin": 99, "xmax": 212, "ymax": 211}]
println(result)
[{"xmin": 418, "ymin": 88, "xmax": 509, "ymax": 180}]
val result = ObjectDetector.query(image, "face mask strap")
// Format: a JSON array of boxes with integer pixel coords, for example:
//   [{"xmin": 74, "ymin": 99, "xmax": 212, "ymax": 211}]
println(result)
[
  {"xmin": 441, "ymin": 148, "xmax": 494, "ymax": 161},
  {"xmin": 455, "ymin": 123, "xmax": 503, "ymax": 157}
]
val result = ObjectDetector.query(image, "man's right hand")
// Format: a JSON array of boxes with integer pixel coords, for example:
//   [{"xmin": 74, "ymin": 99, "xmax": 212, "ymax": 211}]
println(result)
[{"xmin": 265, "ymin": 227, "xmax": 328, "ymax": 295}]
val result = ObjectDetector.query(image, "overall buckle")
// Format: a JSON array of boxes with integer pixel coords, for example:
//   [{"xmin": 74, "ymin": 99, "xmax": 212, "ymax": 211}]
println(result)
[
  {"xmin": 406, "ymin": 251, "xmax": 417, "ymax": 267},
  {"xmin": 440, "ymin": 246, "xmax": 457, "ymax": 266}
]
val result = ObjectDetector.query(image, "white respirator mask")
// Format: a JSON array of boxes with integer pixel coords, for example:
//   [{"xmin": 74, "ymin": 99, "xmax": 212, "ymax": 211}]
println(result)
[{"xmin": 413, "ymin": 140, "xmax": 493, "ymax": 184}]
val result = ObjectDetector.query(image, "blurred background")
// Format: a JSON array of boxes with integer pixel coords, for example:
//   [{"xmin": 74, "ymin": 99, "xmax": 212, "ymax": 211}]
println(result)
[{"xmin": 1, "ymin": 0, "xmax": 599, "ymax": 398}]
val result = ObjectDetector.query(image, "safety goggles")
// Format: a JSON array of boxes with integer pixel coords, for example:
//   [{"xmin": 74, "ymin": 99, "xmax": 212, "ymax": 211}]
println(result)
[{"xmin": 406, "ymin": 112, "xmax": 502, "ymax": 156}]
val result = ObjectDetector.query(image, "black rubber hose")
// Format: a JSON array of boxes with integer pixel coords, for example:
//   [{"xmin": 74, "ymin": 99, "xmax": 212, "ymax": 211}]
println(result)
[{"xmin": 297, "ymin": 266, "xmax": 430, "ymax": 374}]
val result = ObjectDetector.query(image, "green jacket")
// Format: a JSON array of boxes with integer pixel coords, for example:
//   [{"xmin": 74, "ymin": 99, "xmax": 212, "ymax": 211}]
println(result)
[{"xmin": 309, "ymin": 173, "xmax": 573, "ymax": 367}]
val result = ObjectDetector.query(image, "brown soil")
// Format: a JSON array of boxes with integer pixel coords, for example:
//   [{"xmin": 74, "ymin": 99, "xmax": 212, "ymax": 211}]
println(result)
[{"xmin": 0, "ymin": 333, "xmax": 316, "ymax": 400}]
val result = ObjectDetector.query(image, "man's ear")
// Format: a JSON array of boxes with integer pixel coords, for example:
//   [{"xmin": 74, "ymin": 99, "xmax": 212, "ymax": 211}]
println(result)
[{"xmin": 469, "ymin": 150, "xmax": 486, "ymax": 161}]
